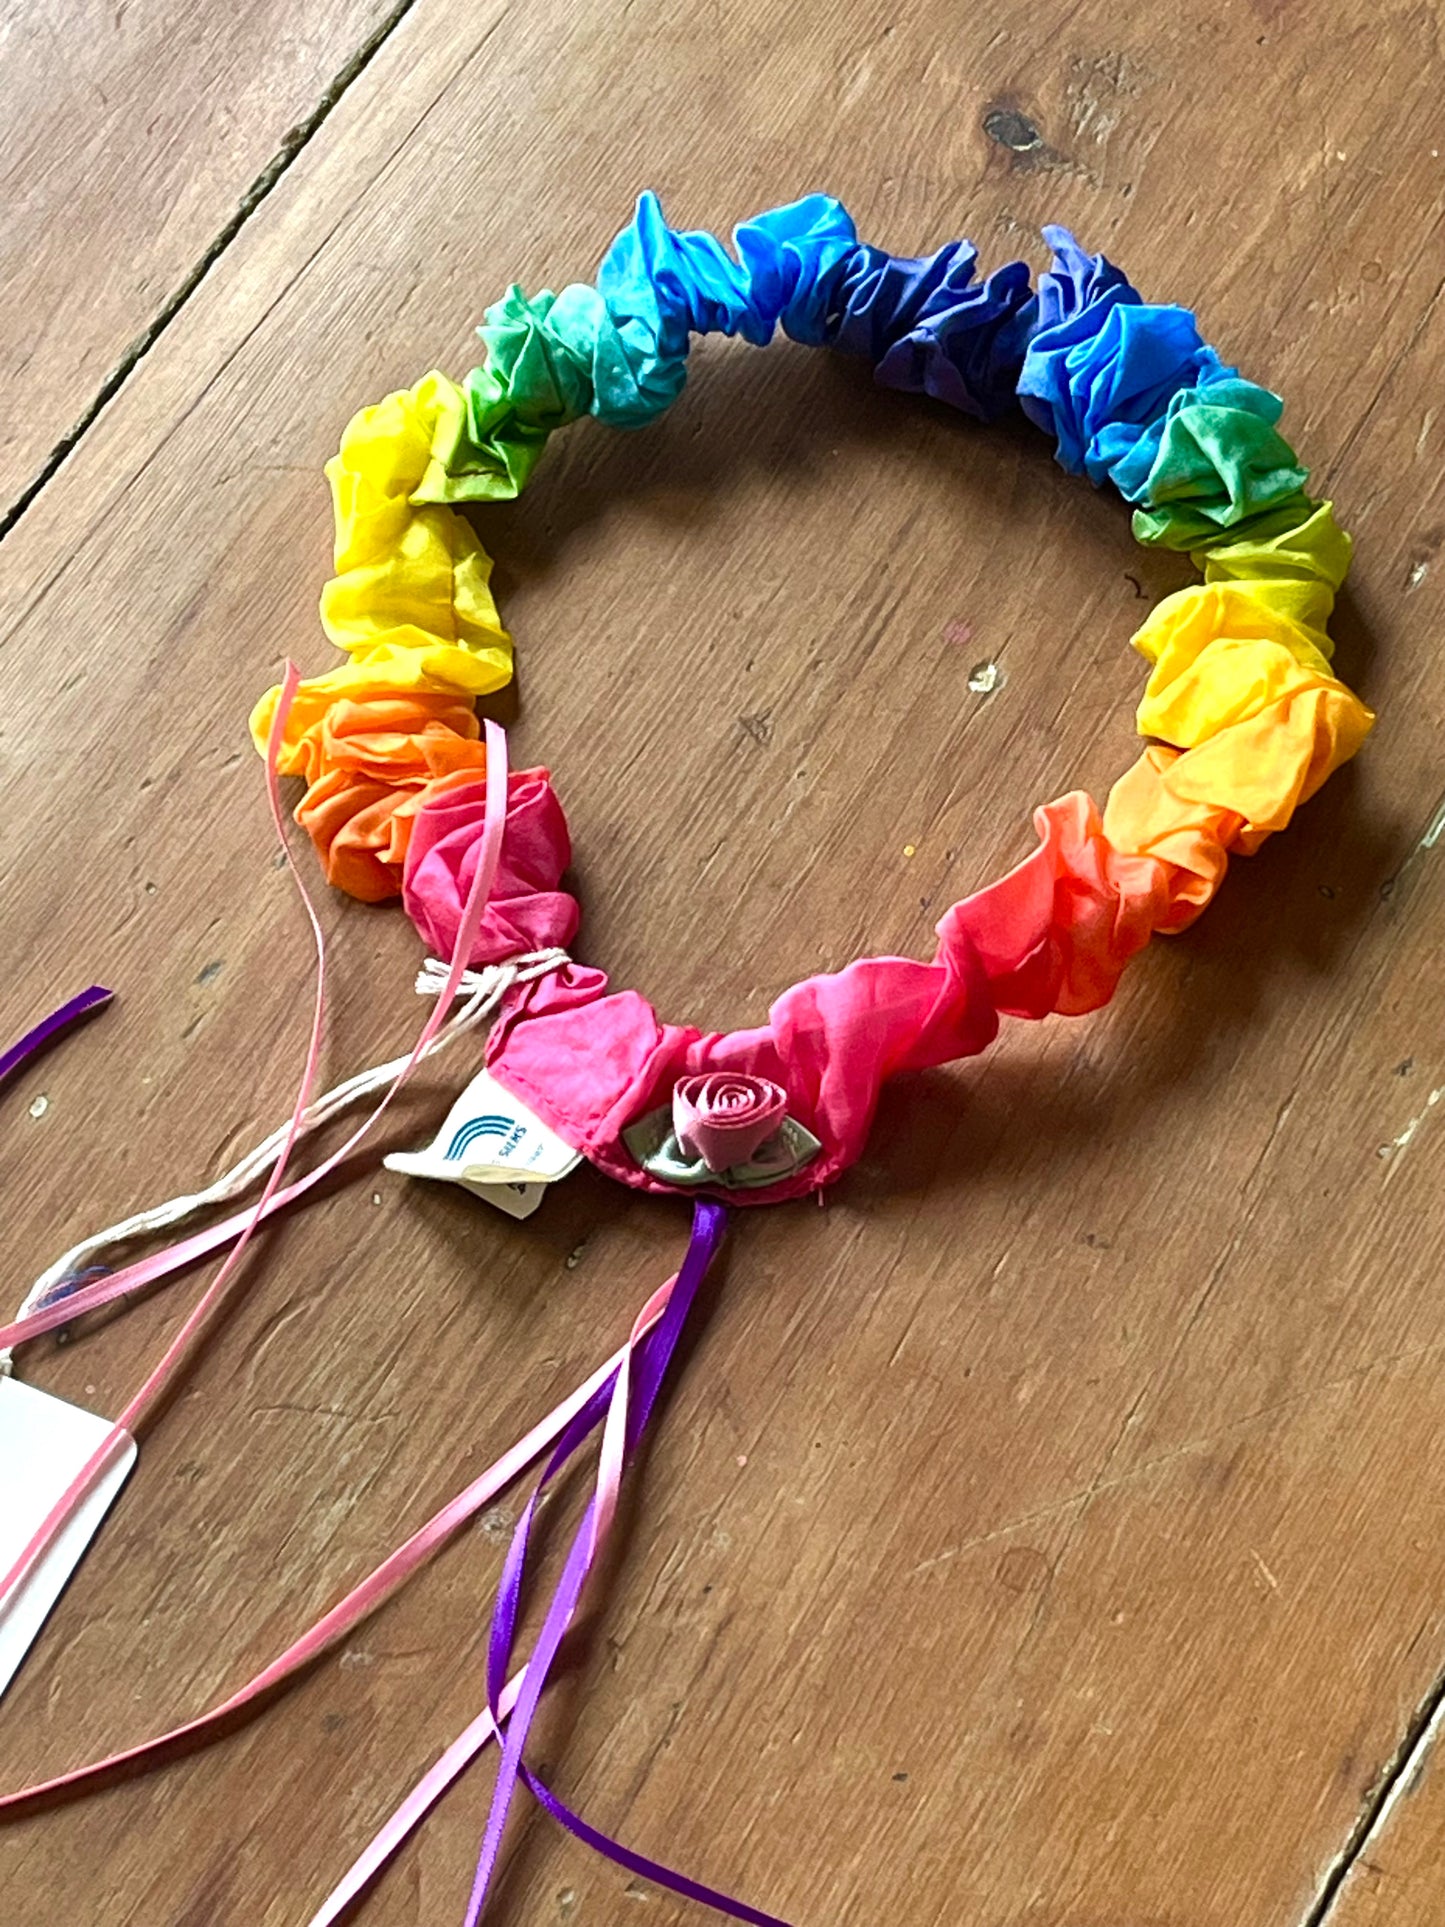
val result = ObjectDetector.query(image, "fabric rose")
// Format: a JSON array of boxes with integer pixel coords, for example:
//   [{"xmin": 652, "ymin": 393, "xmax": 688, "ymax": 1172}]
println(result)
[
  {"xmin": 671, "ymin": 1074, "xmax": 788, "ymax": 1173},
  {"xmin": 402, "ymin": 767, "xmax": 579, "ymax": 966}
]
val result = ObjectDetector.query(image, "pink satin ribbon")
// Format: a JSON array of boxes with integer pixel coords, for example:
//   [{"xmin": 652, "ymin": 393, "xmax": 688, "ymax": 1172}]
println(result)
[
  {"xmin": 0, "ymin": 679, "xmax": 510, "ymax": 1630},
  {"xmin": 306, "ymin": 1275, "xmax": 675, "ymax": 1926},
  {"xmin": 2, "ymin": 702, "xmax": 779, "ymax": 1924},
  {"xmin": 0, "ymin": 1287, "xmax": 669, "ymax": 1816},
  {"xmin": 2, "ymin": 1255, "xmax": 777, "ymax": 1923}
]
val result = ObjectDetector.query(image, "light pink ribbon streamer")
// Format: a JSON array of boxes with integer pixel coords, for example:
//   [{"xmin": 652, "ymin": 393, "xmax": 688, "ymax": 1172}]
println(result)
[
  {"xmin": 308, "ymin": 1696, "xmax": 520, "ymax": 1926},
  {"xmin": 0, "ymin": 690, "xmax": 510, "ymax": 1631},
  {"xmin": 0, "ymin": 1283, "xmax": 672, "ymax": 1824},
  {"xmin": 304, "ymin": 1275, "xmax": 673, "ymax": 1927}
]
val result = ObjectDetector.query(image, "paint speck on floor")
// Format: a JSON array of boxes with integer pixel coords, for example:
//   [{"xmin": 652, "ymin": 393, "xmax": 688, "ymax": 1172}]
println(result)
[
  {"xmin": 28, "ymin": 1094, "xmax": 48, "ymax": 1119},
  {"xmin": 1420, "ymin": 798, "xmax": 1445, "ymax": 850},
  {"xmin": 1377, "ymin": 1088, "xmax": 1443, "ymax": 1164},
  {"xmin": 967, "ymin": 660, "xmax": 1001, "ymax": 694}
]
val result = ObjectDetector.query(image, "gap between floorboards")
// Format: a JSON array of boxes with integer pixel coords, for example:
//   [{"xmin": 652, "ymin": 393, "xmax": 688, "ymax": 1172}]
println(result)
[
  {"xmin": 1300, "ymin": 1643, "xmax": 1445, "ymax": 1923},
  {"xmin": 0, "ymin": 0, "xmax": 428, "ymax": 548}
]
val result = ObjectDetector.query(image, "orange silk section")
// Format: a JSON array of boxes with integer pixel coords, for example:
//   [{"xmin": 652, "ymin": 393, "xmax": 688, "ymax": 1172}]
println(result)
[{"xmin": 290, "ymin": 692, "xmax": 488, "ymax": 901}]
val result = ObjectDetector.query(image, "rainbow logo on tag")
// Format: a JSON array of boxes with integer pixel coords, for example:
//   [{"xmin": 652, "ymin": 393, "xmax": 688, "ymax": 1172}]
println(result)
[{"xmin": 446, "ymin": 1115, "xmax": 527, "ymax": 1162}]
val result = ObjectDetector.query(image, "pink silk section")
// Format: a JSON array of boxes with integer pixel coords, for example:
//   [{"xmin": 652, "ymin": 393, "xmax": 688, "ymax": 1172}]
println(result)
[
  {"xmin": 402, "ymin": 766, "xmax": 579, "ymax": 964},
  {"xmin": 405, "ymin": 778, "xmax": 1204, "ymax": 1204}
]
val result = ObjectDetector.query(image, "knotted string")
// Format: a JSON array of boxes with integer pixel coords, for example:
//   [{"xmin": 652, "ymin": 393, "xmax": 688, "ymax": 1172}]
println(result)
[{"xmin": 2, "ymin": 950, "xmax": 567, "ymax": 1373}]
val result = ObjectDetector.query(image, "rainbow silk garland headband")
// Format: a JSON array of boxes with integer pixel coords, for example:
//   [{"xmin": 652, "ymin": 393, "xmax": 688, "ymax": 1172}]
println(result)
[{"xmin": 1, "ymin": 196, "xmax": 1373, "ymax": 1924}]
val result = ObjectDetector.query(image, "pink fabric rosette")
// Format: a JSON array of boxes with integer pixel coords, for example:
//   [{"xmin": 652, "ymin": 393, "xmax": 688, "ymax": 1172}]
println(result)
[
  {"xmin": 671, "ymin": 1072, "xmax": 788, "ymax": 1173},
  {"xmin": 401, "ymin": 766, "xmax": 580, "ymax": 966}
]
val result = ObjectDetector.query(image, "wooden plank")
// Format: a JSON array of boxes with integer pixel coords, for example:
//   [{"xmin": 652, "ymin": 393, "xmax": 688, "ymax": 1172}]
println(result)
[
  {"xmin": 1324, "ymin": 1707, "xmax": 1445, "ymax": 1927},
  {"xmin": 0, "ymin": 0, "xmax": 403, "ymax": 521},
  {"xmin": 2, "ymin": 1, "xmax": 1445, "ymax": 1923}
]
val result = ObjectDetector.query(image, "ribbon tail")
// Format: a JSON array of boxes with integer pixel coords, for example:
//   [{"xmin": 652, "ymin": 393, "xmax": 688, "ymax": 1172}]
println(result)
[
  {"xmin": 461, "ymin": 1200, "xmax": 789, "ymax": 1926},
  {"xmin": 0, "ymin": 985, "xmax": 113, "ymax": 1097},
  {"xmin": 294, "ymin": 1204, "xmax": 786, "ymax": 1927},
  {"xmin": 0, "ymin": 1296, "xmax": 667, "ymax": 1820},
  {"xmin": 0, "ymin": 716, "xmax": 514, "ymax": 1633},
  {"xmin": 523, "ymin": 1770, "xmax": 792, "ymax": 1927},
  {"xmin": 303, "ymin": 1677, "xmax": 522, "ymax": 1927}
]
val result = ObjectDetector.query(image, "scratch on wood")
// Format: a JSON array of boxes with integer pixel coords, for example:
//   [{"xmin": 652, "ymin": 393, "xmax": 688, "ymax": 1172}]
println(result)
[{"xmin": 1251, "ymin": 1549, "xmax": 1281, "ymax": 1594}]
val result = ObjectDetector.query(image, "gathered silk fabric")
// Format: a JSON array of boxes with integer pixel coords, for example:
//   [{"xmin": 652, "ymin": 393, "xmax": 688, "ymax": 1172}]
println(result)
[{"xmin": 251, "ymin": 196, "xmax": 1373, "ymax": 1205}]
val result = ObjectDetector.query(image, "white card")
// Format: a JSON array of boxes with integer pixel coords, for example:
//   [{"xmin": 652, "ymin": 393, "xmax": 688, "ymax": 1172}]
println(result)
[
  {"xmin": 0, "ymin": 1376, "xmax": 137, "ymax": 1700},
  {"xmin": 384, "ymin": 1067, "xmax": 580, "ymax": 1216}
]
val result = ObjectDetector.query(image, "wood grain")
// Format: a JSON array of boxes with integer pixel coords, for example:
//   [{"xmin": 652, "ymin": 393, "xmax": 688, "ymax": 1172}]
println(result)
[
  {"xmin": 2, "ymin": 1, "xmax": 1444, "ymax": 1924},
  {"xmin": 0, "ymin": 0, "xmax": 401, "ymax": 521}
]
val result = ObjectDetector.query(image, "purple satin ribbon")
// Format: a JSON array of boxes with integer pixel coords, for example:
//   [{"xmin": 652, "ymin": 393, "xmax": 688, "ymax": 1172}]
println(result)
[
  {"xmin": 463, "ymin": 1198, "xmax": 790, "ymax": 1926},
  {"xmin": 0, "ymin": 986, "xmax": 113, "ymax": 1094}
]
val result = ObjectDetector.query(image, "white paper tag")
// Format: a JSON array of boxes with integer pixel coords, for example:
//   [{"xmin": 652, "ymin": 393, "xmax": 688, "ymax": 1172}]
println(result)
[
  {"xmin": 0, "ymin": 1377, "xmax": 137, "ymax": 1700},
  {"xmin": 384, "ymin": 1068, "xmax": 581, "ymax": 1217}
]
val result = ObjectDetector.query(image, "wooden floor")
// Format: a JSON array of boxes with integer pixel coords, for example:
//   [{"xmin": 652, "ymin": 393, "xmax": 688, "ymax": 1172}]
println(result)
[{"xmin": 3, "ymin": 1, "xmax": 1444, "ymax": 1922}]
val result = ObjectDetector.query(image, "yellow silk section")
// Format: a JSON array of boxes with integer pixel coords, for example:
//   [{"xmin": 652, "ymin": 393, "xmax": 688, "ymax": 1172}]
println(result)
[
  {"xmin": 250, "ymin": 374, "xmax": 511, "ymax": 770},
  {"xmin": 1200, "ymin": 497, "xmax": 1352, "ymax": 637},
  {"xmin": 1105, "ymin": 497, "xmax": 1373, "ymax": 928},
  {"xmin": 1130, "ymin": 579, "xmax": 1374, "ymax": 831}
]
